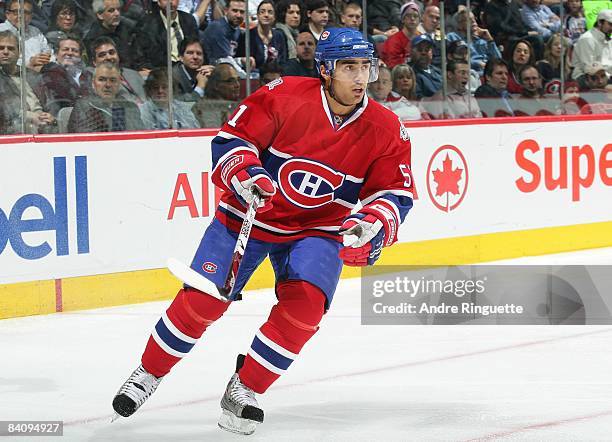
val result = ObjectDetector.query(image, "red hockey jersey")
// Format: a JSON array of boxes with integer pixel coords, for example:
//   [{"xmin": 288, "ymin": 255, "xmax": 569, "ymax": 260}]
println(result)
[{"xmin": 210, "ymin": 76, "xmax": 415, "ymax": 244}]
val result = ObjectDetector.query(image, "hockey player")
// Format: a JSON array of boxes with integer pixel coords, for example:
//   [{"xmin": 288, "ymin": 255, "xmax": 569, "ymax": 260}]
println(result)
[{"xmin": 112, "ymin": 27, "xmax": 415, "ymax": 435}]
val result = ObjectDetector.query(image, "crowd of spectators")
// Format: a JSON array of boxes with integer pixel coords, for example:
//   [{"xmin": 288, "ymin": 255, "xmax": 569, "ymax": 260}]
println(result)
[{"xmin": 0, "ymin": 0, "xmax": 610, "ymax": 134}]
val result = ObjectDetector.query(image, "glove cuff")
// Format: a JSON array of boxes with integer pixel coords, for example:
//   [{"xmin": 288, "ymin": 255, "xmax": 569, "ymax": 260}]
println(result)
[
  {"xmin": 360, "ymin": 200, "xmax": 399, "ymax": 247},
  {"xmin": 219, "ymin": 151, "xmax": 261, "ymax": 189}
]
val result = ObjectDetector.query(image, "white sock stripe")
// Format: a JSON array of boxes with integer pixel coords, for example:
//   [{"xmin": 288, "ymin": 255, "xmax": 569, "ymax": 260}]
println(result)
[
  {"xmin": 161, "ymin": 311, "xmax": 198, "ymax": 345},
  {"xmin": 248, "ymin": 350, "xmax": 286, "ymax": 375},
  {"xmin": 151, "ymin": 329, "xmax": 186, "ymax": 358},
  {"xmin": 256, "ymin": 330, "xmax": 298, "ymax": 360}
]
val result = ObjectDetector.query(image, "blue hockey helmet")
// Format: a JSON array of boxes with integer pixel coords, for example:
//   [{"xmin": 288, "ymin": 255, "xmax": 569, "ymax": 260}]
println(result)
[{"xmin": 315, "ymin": 28, "xmax": 379, "ymax": 83}]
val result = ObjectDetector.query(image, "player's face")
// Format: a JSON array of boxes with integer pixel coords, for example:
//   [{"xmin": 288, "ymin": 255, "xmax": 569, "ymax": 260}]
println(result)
[{"xmin": 330, "ymin": 59, "xmax": 371, "ymax": 104}]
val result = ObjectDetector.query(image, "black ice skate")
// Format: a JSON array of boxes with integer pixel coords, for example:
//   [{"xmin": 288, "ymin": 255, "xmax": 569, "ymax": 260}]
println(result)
[
  {"xmin": 218, "ymin": 354, "xmax": 264, "ymax": 435},
  {"xmin": 112, "ymin": 364, "xmax": 163, "ymax": 418}
]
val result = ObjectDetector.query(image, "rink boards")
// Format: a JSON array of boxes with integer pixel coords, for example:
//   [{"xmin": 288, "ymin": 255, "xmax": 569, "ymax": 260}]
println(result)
[{"xmin": 1, "ymin": 115, "xmax": 611, "ymax": 319}]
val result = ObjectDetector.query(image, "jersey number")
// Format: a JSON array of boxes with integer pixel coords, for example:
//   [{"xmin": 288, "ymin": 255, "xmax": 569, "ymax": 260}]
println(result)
[{"xmin": 228, "ymin": 104, "xmax": 248, "ymax": 127}]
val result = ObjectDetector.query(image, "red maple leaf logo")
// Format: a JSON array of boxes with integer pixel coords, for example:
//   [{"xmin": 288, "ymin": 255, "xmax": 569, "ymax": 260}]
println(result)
[{"xmin": 432, "ymin": 154, "xmax": 462, "ymax": 197}]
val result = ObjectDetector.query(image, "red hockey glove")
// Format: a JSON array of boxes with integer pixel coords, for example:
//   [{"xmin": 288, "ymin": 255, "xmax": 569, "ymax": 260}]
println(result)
[
  {"xmin": 220, "ymin": 154, "xmax": 276, "ymax": 212},
  {"xmin": 338, "ymin": 213, "xmax": 386, "ymax": 266}
]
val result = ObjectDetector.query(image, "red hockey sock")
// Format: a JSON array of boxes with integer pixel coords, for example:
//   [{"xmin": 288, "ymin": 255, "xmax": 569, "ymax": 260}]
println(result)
[
  {"xmin": 141, "ymin": 288, "xmax": 230, "ymax": 377},
  {"xmin": 239, "ymin": 280, "xmax": 326, "ymax": 393}
]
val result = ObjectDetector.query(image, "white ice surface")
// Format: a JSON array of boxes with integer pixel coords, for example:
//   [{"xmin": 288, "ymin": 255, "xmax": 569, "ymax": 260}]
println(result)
[{"xmin": 2, "ymin": 247, "xmax": 612, "ymax": 441}]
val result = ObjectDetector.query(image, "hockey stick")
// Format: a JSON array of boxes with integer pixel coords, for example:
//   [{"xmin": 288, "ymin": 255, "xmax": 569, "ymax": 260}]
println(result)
[{"xmin": 167, "ymin": 191, "xmax": 262, "ymax": 302}]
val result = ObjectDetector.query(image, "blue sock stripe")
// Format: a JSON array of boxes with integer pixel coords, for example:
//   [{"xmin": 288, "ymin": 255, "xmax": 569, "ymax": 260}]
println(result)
[
  {"xmin": 154, "ymin": 319, "xmax": 195, "ymax": 354},
  {"xmin": 250, "ymin": 336, "xmax": 294, "ymax": 371}
]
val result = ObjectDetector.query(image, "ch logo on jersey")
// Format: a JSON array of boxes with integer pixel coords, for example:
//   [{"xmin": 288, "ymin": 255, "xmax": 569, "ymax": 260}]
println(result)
[
  {"xmin": 278, "ymin": 159, "xmax": 345, "ymax": 208},
  {"xmin": 202, "ymin": 262, "xmax": 218, "ymax": 274},
  {"xmin": 321, "ymin": 31, "xmax": 330, "ymax": 40}
]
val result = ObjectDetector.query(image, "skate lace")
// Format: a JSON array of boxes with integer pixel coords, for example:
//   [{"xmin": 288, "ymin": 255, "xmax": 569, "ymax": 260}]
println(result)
[
  {"xmin": 230, "ymin": 377, "xmax": 258, "ymax": 407},
  {"xmin": 119, "ymin": 365, "xmax": 161, "ymax": 407}
]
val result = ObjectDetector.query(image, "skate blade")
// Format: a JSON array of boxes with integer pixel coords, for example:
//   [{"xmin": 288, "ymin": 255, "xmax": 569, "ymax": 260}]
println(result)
[
  {"xmin": 110, "ymin": 413, "xmax": 121, "ymax": 423},
  {"xmin": 218, "ymin": 409, "xmax": 258, "ymax": 435}
]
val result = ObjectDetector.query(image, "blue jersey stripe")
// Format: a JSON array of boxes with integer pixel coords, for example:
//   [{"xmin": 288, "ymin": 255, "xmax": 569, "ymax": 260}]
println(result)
[
  {"xmin": 250, "ymin": 336, "xmax": 294, "ymax": 371},
  {"xmin": 378, "ymin": 193, "xmax": 413, "ymax": 222},
  {"xmin": 154, "ymin": 319, "xmax": 195, "ymax": 354},
  {"xmin": 211, "ymin": 135, "xmax": 255, "ymax": 168}
]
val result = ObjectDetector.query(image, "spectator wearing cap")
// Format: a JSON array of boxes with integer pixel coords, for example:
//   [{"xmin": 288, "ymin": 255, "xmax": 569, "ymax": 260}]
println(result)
[
  {"xmin": 578, "ymin": 62, "xmax": 612, "ymax": 114},
  {"xmin": 447, "ymin": 9, "xmax": 501, "ymax": 77},
  {"xmin": 417, "ymin": 5, "xmax": 442, "ymax": 66},
  {"xmin": 380, "ymin": 2, "xmax": 420, "ymax": 69},
  {"xmin": 367, "ymin": 0, "xmax": 402, "ymax": 43},
  {"xmin": 303, "ymin": 0, "xmax": 329, "ymax": 40},
  {"xmin": 446, "ymin": 40, "xmax": 481, "ymax": 92},
  {"xmin": 410, "ymin": 34, "xmax": 442, "ymax": 99},
  {"xmin": 475, "ymin": 58, "xmax": 516, "ymax": 117},
  {"xmin": 571, "ymin": 9, "xmax": 612, "ymax": 85},
  {"xmin": 421, "ymin": 60, "xmax": 482, "ymax": 119},
  {"xmin": 520, "ymin": 0, "xmax": 561, "ymax": 41}
]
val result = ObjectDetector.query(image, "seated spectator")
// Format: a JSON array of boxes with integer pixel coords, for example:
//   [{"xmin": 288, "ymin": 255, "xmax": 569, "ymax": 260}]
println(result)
[
  {"xmin": 282, "ymin": 30, "xmax": 317, "ymax": 77},
  {"xmin": 368, "ymin": 64, "xmax": 425, "ymax": 120},
  {"xmin": 417, "ymin": 5, "xmax": 442, "ymax": 67},
  {"xmin": 173, "ymin": 37, "xmax": 214, "ymax": 101},
  {"xmin": 563, "ymin": 0, "xmax": 586, "ymax": 44},
  {"xmin": 536, "ymin": 34, "xmax": 571, "ymax": 95},
  {"xmin": 513, "ymin": 64, "xmax": 556, "ymax": 115},
  {"xmin": 0, "ymin": 30, "xmax": 56, "ymax": 133},
  {"xmin": 410, "ymin": 34, "xmax": 442, "ymax": 99},
  {"xmin": 505, "ymin": 39, "xmax": 536, "ymax": 94},
  {"xmin": 274, "ymin": 0, "xmax": 303, "ymax": 60},
  {"xmin": 45, "ymin": 0, "xmax": 82, "ymax": 50},
  {"xmin": 475, "ymin": 58, "xmax": 516, "ymax": 117},
  {"xmin": 140, "ymin": 68, "xmax": 199, "ymax": 129},
  {"xmin": 520, "ymin": 0, "xmax": 561, "ymax": 41},
  {"xmin": 559, "ymin": 81, "xmax": 586, "ymax": 114},
  {"xmin": 201, "ymin": 0, "xmax": 253, "ymax": 71},
  {"xmin": 132, "ymin": 0, "xmax": 198, "ymax": 74},
  {"xmin": 259, "ymin": 61, "xmax": 282, "ymax": 85},
  {"xmin": 192, "ymin": 62, "xmax": 240, "ymax": 127},
  {"xmin": 303, "ymin": 0, "xmax": 329, "ymax": 41},
  {"xmin": 0, "ymin": 0, "xmax": 52, "ymax": 71},
  {"xmin": 89, "ymin": 36, "xmax": 146, "ymax": 104},
  {"xmin": 571, "ymin": 9, "xmax": 612, "ymax": 85},
  {"xmin": 83, "ymin": 0, "xmax": 135, "ymax": 68},
  {"xmin": 578, "ymin": 65, "xmax": 611, "ymax": 114},
  {"xmin": 178, "ymin": 0, "xmax": 224, "ymax": 31},
  {"xmin": 339, "ymin": 3, "xmax": 362, "ymax": 31},
  {"xmin": 447, "ymin": 9, "xmax": 501, "ymax": 77},
  {"xmin": 237, "ymin": 0, "xmax": 288, "ymax": 69},
  {"xmin": 446, "ymin": 40, "xmax": 481, "ymax": 92},
  {"xmin": 391, "ymin": 63, "xmax": 417, "ymax": 102},
  {"xmin": 484, "ymin": 0, "xmax": 544, "ymax": 60},
  {"xmin": 367, "ymin": 0, "xmax": 401, "ymax": 43},
  {"xmin": 380, "ymin": 2, "xmax": 420, "ymax": 69},
  {"xmin": 421, "ymin": 60, "xmax": 482, "ymax": 119},
  {"xmin": 68, "ymin": 61, "xmax": 144, "ymax": 132},
  {"xmin": 36, "ymin": 34, "xmax": 91, "ymax": 115}
]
